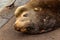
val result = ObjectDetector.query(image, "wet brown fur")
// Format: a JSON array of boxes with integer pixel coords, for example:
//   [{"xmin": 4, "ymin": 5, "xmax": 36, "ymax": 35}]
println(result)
[{"xmin": 14, "ymin": 0, "xmax": 60, "ymax": 34}]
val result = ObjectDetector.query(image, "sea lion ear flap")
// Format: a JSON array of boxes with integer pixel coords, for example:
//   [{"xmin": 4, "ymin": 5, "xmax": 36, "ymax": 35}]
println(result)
[
  {"xmin": 34, "ymin": 8, "xmax": 42, "ymax": 11},
  {"xmin": 34, "ymin": 8, "xmax": 39, "ymax": 11},
  {"xmin": 14, "ymin": 5, "xmax": 27, "ymax": 17}
]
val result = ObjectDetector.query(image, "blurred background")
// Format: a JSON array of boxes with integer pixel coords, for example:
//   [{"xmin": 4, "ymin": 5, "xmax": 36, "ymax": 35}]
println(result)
[{"xmin": 0, "ymin": 0, "xmax": 29, "ymax": 28}]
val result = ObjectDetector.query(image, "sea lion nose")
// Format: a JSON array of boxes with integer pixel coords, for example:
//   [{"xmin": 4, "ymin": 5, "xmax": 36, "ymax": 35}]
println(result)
[
  {"xmin": 14, "ymin": 23, "xmax": 34, "ymax": 32},
  {"xmin": 14, "ymin": 24, "xmax": 27, "ymax": 32},
  {"xmin": 14, "ymin": 24, "xmax": 20, "ymax": 31}
]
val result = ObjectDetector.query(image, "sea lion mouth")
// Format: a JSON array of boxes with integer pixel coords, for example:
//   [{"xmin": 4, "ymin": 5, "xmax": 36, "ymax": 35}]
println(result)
[
  {"xmin": 20, "ymin": 27, "xmax": 34, "ymax": 33},
  {"xmin": 20, "ymin": 28, "xmax": 27, "ymax": 32}
]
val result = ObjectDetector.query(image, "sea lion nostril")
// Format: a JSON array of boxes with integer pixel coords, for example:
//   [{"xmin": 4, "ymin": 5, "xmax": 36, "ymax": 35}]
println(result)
[{"xmin": 15, "ymin": 27, "xmax": 20, "ymax": 31}]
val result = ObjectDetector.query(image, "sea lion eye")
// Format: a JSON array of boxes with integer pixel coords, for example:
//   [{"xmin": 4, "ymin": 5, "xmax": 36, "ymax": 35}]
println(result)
[
  {"xmin": 23, "ymin": 14, "xmax": 28, "ymax": 17},
  {"xmin": 15, "ymin": 7, "xmax": 27, "ymax": 17}
]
